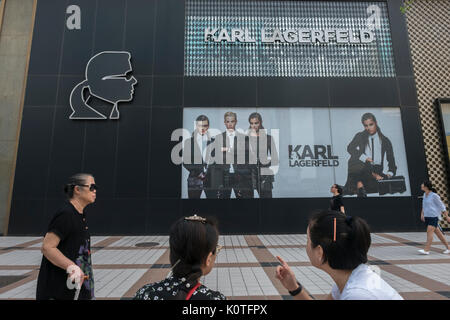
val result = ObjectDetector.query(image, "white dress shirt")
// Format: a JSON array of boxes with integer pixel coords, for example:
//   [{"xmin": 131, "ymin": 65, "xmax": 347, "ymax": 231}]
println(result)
[
  {"xmin": 196, "ymin": 133, "xmax": 208, "ymax": 163},
  {"xmin": 227, "ymin": 131, "xmax": 235, "ymax": 173},
  {"xmin": 359, "ymin": 133, "xmax": 394, "ymax": 177}
]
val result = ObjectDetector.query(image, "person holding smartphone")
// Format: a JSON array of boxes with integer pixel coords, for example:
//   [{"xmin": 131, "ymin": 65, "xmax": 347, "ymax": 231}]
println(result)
[{"xmin": 36, "ymin": 173, "xmax": 97, "ymax": 300}]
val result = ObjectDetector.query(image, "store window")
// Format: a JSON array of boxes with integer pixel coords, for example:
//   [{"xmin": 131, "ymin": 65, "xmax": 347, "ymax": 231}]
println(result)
[
  {"xmin": 180, "ymin": 107, "xmax": 411, "ymax": 199},
  {"xmin": 436, "ymin": 99, "xmax": 450, "ymax": 179}
]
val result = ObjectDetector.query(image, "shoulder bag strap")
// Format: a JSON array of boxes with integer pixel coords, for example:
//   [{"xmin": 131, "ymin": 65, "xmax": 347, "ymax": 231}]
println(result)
[{"xmin": 185, "ymin": 282, "xmax": 202, "ymax": 300}]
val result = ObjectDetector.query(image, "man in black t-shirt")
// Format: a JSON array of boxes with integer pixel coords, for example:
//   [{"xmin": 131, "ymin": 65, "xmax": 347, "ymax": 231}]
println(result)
[
  {"xmin": 36, "ymin": 174, "xmax": 97, "ymax": 300},
  {"xmin": 330, "ymin": 184, "xmax": 345, "ymax": 215}
]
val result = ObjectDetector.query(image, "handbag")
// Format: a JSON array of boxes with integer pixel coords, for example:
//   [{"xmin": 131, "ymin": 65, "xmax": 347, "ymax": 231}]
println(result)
[{"xmin": 377, "ymin": 176, "xmax": 407, "ymax": 195}]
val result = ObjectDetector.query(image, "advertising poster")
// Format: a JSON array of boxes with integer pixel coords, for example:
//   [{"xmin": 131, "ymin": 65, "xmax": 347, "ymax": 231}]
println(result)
[
  {"xmin": 440, "ymin": 102, "xmax": 450, "ymax": 164},
  {"xmin": 180, "ymin": 107, "xmax": 411, "ymax": 199}
]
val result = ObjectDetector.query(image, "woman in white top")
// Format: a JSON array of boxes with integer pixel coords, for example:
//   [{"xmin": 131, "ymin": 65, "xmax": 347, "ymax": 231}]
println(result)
[
  {"xmin": 418, "ymin": 181, "xmax": 450, "ymax": 255},
  {"xmin": 275, "ymin": 210, "xmax": 403, "ymax": 300}
]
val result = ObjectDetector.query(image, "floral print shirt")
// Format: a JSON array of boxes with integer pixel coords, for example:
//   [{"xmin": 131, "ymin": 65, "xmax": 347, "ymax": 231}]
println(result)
[{"xmin": 133, "ymin": 275, "xmax": 226, "ymax": 300}]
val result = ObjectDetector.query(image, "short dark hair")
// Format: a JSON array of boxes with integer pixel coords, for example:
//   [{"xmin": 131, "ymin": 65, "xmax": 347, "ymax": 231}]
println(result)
[
  {"xmin": 308, "ymin": 210, "xmax": 371, "ymax": 270},
  {"xmin": 63, "ymin": 173, "xmax": 94, "ymax": 199},
  {"xmin": 169, "ymin": 215, "xmax": 219, "ymax": 299},
  {"xmin": 423, "ymin": 180, "xmax": 437, "ymax": 193},
  {"xmin": 334, "ymin": 184, "xmax": 343, "ymax": 195},
  {"xmin": 196, "ymin": 115, "xmax": 209, "ymax": 124}
]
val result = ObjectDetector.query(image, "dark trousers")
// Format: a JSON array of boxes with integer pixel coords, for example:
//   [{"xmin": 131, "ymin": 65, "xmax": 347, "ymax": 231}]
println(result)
[
  {"xmin": 256, "ymin": 189, "xmax": 272, "ymax": 198},
  {"xmin": 188, "ymin": 188, "xmax": 217, "ymax": 199},
  {"xmin": 345, "ymin": 163, "xmax": 384, "ymax": 195},
  {"xmin": 218, "ymin": 173, "xmax": 253, "ymax": 199},
  {"xmin": 254, "ymin": 174, "xmax": 273, "ymax": 198}
]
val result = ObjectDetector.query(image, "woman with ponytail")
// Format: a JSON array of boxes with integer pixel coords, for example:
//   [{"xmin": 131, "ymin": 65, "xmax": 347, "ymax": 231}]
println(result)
[
  {"xmin": 134, "ymin": 215, "xmax": 226, "ymax": 300},
  {"xmin": 275, "ymin": 210, "xmax": 402, "ymax": 300},
  {"xmin": 37, "ymin": 173, "xmax": 97, "ymax": 300},
  {"xmin": 419, "ymin": 181, "xmax": 450, "ymax": 255}
]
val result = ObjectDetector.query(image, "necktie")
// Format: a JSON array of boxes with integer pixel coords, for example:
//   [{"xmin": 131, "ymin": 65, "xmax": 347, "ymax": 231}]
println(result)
[{"xmin": 371, "ymin": 138, "xmax": 374, "ymax": 162}]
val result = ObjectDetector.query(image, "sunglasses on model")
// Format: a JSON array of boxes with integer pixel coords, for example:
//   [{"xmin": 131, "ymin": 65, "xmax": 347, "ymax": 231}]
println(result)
[{"xmin": 77, "ymin": 184, "xmax": 98, "ymax": 191}]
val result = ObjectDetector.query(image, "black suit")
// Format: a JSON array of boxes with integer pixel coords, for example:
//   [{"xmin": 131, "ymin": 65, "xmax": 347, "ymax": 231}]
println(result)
[
  {"xmin": 344, "ymin": 130, "xmax": 397, "ymax": 195},
  {"xmin": 212, "ymin": 131, "xmax": 253, "ymax": 199},
  {"xmin": 182, "ymin": 133, "xmax": 218, "ymax": 199}
]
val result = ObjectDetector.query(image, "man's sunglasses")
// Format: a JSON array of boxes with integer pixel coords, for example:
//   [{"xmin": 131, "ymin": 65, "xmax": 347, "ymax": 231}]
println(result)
[{"xmin": 77, "ymin": 184, "xmax": 98, "ymax": 191}]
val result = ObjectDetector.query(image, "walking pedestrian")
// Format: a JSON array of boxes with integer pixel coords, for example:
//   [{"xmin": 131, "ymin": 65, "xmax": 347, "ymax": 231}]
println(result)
[
  {"xmin": 418, "ymin": 181, "xmax": 450, "ymax": 255},
  {"xmin": 330, "ymin": 184, "xmax": 345, "ymax": 214},
  {"xmin": 36, "ymin": 173, "xmax": 97, "ymax": 300}
]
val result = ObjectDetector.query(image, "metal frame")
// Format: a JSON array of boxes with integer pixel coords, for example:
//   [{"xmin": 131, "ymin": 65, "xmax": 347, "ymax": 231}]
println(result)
[
  {"xmin": 434, "ymin": 98, "xmax": 450, "ymax": 193},
  {"xmin": 3, "ymin": 0, "xmax": 37, "ymax": 235},
  {"xmin": 0, "ymin": 0, "xmax": 6, "ymax": 35}
]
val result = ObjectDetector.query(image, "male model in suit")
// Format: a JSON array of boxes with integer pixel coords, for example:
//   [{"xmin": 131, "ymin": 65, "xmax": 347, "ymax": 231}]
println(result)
[
  {"xmin": 182, "ymin": 115, "xmax": 218, "ymax": 199},
  {"xmin": 214, "ymin": 112, "xmax": 253, "ymax": 199},
  {"xmin": 343, "ymin": 113, "xmax": 397, "ymax": 197}
]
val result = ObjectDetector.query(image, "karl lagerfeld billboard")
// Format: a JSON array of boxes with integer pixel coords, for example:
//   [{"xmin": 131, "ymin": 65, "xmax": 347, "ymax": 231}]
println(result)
[
  {"xmin": 185, "ymin": 0, "xmax": 395, "ymax": 77},
  {"xmin": 177, "ymin": 107, "xmax": 411, "ymax": 199}
]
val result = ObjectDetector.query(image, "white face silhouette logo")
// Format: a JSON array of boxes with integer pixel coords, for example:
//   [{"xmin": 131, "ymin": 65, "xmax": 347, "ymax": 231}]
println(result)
[{"xmin": 69, "ymin": 51, "xmax": 137, "ymax": 120}]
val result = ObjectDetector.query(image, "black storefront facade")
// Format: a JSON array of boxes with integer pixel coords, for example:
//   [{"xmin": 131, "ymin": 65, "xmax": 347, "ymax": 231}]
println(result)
[{"xmin": 7, "ymin": 0, "xmax": 428, "ymax": 236}]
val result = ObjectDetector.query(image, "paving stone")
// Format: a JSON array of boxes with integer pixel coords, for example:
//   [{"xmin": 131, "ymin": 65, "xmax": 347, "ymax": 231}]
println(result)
[{"xmin": 0, "ymin": 233, "xmax": 448, "ymax": 300}]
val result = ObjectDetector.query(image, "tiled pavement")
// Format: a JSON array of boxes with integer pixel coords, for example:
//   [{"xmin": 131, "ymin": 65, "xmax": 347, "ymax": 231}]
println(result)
[{"xmin": 0, "ymin": 233, "xmax": 449, "ymax": 300}]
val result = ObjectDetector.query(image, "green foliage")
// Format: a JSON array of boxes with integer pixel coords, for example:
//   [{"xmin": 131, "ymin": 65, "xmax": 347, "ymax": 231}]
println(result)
[{"xmin": 400, "ymin": 0, "xmax": 415, "ymax": 14}]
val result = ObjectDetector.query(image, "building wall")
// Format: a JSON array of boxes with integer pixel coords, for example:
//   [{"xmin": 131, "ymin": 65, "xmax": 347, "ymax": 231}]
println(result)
[
  {"xmin": 5, "ymin": 0, "xmax": 430, "ymax": 235},
  {"xmin": 405, "ymin": 0, "xmax": 450, "ymax": 228},
  {"xmin": 5, "ymin": 0, "xmax": 449, "ymax": 234},
  {"xmin": 0, "ymin": 0, "xmax": 35, "ymax": 235}
]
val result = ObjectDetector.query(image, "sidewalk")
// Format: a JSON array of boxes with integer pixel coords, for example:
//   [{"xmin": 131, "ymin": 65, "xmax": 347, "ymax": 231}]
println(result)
[{"xmin": 0, "ymin": 232, "xmax": 449, "ymax": 300}]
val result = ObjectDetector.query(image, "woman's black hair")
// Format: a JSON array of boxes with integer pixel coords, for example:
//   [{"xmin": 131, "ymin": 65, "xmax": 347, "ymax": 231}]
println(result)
[
  {"xmin": 361, "ymin": 113, "xmax": 386, "ymax": 146},
  {"xmin": 361, "ymin": 112, "xmax": 377, "ymax": 125},
  {"xmin": 169, "ymin": 215, "xmax": 219, "ymax": 300},
  {"xmin": 308, "ymin": 210, "xmax": 371, "ymax": 270},
  {"xmin": 63, "ymin": 173, "xmax": 93, "ymax": 199},
  {"xmin": 248, "ymin": 112, "xmax": 265, "ymax": 130},
  {"xmin": 422, "ymin": 180, "xmax": 437, "ymax": 193}
]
